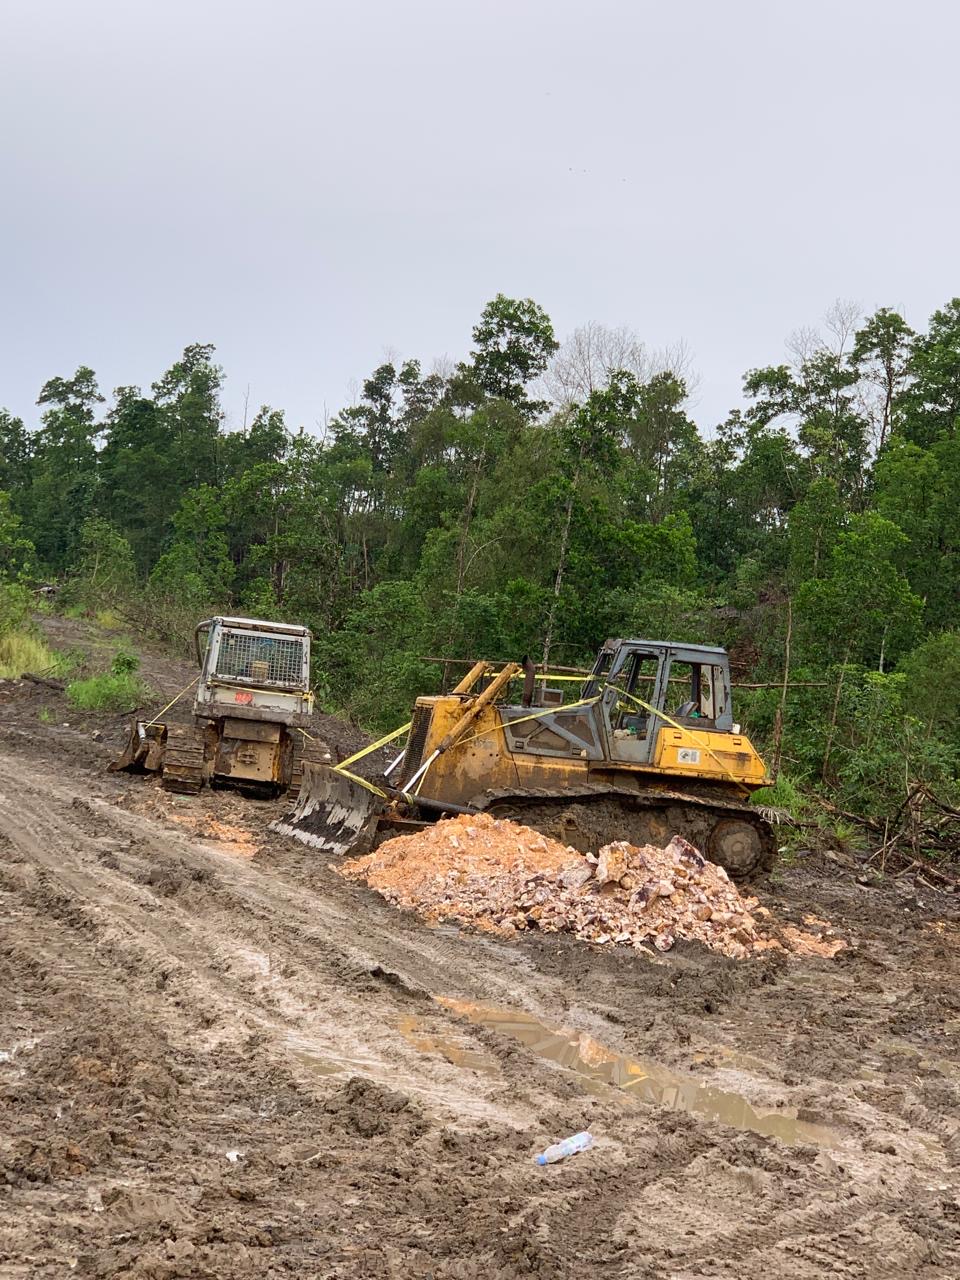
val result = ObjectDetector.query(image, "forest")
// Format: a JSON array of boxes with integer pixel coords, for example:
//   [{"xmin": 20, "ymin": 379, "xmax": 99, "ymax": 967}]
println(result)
[{"xmin": 1, "ymin": 294, "xmax": 959, "ymax": 839}]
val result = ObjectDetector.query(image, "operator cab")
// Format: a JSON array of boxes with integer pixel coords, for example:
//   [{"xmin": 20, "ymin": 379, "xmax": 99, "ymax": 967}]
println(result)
[
  {"xmin": 195, "ymin": 617, "xmax": 311, "ymax": 692},
  {"xmin": 587, "ymin": 639, "xmax": 733, "ymax": 764},
  {"xmin": 501, "ymin": 638, "xmax": 736, "ymax": 767},
  {"xmin": 194, "ymin": 616, "xmax": 314, "ymax": 725}
]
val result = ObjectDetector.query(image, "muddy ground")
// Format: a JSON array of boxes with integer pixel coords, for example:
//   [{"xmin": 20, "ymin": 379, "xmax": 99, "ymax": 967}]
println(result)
[{"xmin": 1, "ymin": 619, "xmax": 959, "ymax": 1277}]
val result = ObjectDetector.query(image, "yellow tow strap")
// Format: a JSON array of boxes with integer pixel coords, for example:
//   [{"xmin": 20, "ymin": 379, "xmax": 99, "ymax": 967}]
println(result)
[
  {"xmin": 458, "ymin": 696, "xmax": 602, "ymax": 745},
  {"xmin": 331, "ymin": 766, "xmax": 388, "ymax": 799},
  {"xmin": 292, "ymin": 720, "xmax": 411, "ymax": 800},
  {"xmin": 319, "ymin": 720, "xmax": 413, "ymax": 800},
  {"xmin": 289, "ymin": 727, "xmax": 385, "ymax": 798},
  {"xmin": 532, "ymin": 673, "xmax": 589, "ymax": 681},
  {"xmin": 144, "ymin": 675, "xmax": 200, "ymax": 727},
  {"xmin": 337, "ymin": 721, "xmax": 412, "ymax": 770}
]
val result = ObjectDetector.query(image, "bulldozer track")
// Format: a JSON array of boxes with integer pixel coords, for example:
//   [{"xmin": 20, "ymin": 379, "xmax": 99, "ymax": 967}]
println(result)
[
  {"xmin": 159, "ymin": 724, "xmax": 206, "ymax": 794},
  {"xmin": 470, "ymin": 784, "xmax": 777, "ymax": 879},
  {"xmin": 288, "ymin": 731, "xmax": 333, "ymax": 802}
]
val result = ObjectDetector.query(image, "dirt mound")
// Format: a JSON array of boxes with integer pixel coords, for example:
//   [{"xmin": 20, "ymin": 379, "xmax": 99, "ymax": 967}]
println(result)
[
  {"xmin": 323, "ymin": 1075, "xmax": 426, "ymax": 1139},
  {"xmin": 340, "ymin": 814, "xmax": 845, "ymax": 959}
]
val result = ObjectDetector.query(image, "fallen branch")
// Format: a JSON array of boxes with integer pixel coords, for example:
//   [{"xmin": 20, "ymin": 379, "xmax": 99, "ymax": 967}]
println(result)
[
  {"xmin": 893, "ymin": 857, "xmax": 960, "ymax": 891},
  {"xmin": 813, "ymin": 795, "xmax": 883, "ymax": 832},
  {"xmin": 20, "ymin": 672, "xmax": 65, "ymax": 692}
]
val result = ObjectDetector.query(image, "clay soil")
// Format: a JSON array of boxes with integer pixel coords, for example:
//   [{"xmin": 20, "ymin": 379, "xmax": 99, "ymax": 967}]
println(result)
[{"xmin": 1, "ymin": 620, "xmax": 959, "ymax": 1278}]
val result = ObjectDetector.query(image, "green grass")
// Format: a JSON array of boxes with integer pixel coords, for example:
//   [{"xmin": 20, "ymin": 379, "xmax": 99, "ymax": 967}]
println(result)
[
  {"xmin": 66, "ymin": 670, "xmax": 147, "ymax": 712},
  {"xmin": 0, "ymin": 629, "xmax": 57, "ymax": 679},
  {"xmin": 751, "ymin": 772, "xmax": 806, "ymax": 820},
  {"xmin": 49, "ymin": 648, "xmax": 85, "ymax": 679},
  {"xmin": 38, "ymin": 706, "xmax": 54, "ymax": 724}
]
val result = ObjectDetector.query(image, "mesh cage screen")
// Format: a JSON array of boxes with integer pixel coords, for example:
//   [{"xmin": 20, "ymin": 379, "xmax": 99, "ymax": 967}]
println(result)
[
  {"xmin": 215, "ymin": 631, "xmax": 305, "ymax": 686},
  {"xmin": 401, "ymin": 704, "xmax": 432, "ymax": 779}
]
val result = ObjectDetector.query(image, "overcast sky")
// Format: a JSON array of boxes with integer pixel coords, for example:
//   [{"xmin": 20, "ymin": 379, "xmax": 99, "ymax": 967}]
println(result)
[{"xmin": 2, "ymin": 0, "xmax": 957, "ymax": 437}]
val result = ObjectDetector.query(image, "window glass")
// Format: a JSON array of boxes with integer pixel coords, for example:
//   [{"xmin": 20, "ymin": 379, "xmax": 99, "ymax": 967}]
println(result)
[
  {"xmin": 666, "ymin": 659, "xmax": 724, "ymax": 725},
  {"xmin": 609, "ymin": 652, "xmax": 659, "ymax": 734}
]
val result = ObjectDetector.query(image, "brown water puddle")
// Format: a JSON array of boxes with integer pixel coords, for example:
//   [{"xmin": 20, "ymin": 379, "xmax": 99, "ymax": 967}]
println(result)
[
  {"xmin": 397, "ymin": 1014, "xmax": 495, "ymax": 1074},
  {"xmin": 283, "ymin": 1003, "xmax": 840, "ymax": 1149},
  {"xmin": 432, "ymin": 997, "xmax": 840, "ymax": 1149}
]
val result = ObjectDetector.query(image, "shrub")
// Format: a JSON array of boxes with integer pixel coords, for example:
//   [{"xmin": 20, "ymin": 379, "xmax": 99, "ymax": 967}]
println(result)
[
  {"xmin": 66, "ymin": 670, "xmax": 147, "ymax": 712},
  {"xmin": 111, "ymin": 649, "xmax": 139, "ymax": 675},
  {"xmin": 0, "ymin": 629, "xmax": 56, "ymax": 679},
  {"xmin": 0, "ymin": 579, "xmax": 31, "ymax": 636}
]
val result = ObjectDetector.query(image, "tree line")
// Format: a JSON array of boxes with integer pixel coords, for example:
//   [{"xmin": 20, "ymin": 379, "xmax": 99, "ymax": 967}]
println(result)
[{"xmin": 1, "ymin": 294, "xmax": 959, "ymax": 829}]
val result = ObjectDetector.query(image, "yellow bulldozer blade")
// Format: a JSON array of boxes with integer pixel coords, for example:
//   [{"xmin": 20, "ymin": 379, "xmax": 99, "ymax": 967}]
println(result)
[{"xmin": 270, "ymin": 763, "xmax": 384, "ymax": 855}]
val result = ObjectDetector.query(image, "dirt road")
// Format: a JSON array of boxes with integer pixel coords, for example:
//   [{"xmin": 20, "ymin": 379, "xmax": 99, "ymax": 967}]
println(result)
[{"xmin": 1, "ymin": 697, "xmax": 959, "ymax": 1275}]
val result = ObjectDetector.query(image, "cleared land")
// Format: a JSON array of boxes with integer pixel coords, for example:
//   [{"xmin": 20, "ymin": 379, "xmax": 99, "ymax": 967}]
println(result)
[{"xmin": 0, "ymin": 621, "xmax": 958, "ymax": 1278}]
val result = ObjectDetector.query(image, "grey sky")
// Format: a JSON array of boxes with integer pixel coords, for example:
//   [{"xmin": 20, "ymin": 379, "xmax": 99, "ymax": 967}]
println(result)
[{"xmin": 2, "ymin": 0, "xmax": 957, "ymax": 437}]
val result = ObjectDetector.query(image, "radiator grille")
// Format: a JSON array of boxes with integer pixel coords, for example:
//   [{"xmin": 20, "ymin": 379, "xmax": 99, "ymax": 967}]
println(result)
[
  {"xmin": 215, "ymin": 630, "xmax": 305, "ymax": 687},
  {"xmin": 400, "ymin": 704, "xmax": 432, "ymax": 782}
]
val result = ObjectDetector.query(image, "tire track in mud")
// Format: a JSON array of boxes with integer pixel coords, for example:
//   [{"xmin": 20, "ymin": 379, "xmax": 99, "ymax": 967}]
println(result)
[
  {"xmin": 2, "ymin": 742, "xmax": 959, "ymax": 1278},
  {"xmin": 0, "ymin": 756, "xmax": 536, "ymax": 1125},
  {"xmin": 0, "ymin": 746, "xmax": 953, "ymax": 1147},
  {"xmin": 0, "ymin": 749, "xmax": 686, "ymax": 1135}
]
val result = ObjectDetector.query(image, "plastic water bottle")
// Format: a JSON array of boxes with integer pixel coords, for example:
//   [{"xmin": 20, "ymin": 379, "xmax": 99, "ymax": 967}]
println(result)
[{"xmin": 535, "ymin": 1131, "xmax": 594, "ymax": 1165}]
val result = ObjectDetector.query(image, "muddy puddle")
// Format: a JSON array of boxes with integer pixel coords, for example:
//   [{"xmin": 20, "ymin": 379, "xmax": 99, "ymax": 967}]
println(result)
[
  {"xmin": 431, "ymin": 997, "xmax": 841, "ymax": 1149},
  {"xmin": 284, "ymin": 997, "xmax": 840, "ymax": 1149},
  {"xmin": 397, "ymin": 1014, "xmax": 494, "ymax": 1074}
]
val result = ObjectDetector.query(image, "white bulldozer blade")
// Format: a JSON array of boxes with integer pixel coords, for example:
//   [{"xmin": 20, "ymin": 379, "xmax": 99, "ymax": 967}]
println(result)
[
  {"xmin": 109, "ymin": 719, "xmax": 165, "ymax": 774},
  {"xmin": 270, "ymin": 762, "xmax": 383, "ymax": 855}
]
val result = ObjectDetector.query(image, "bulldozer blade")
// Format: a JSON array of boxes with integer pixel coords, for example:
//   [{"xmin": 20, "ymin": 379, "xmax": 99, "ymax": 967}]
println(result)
[
  {"xmin": 270, "ymin": 762, "xmax": 384, "ymax": 855},
  {"xmin": 109, "ymin": 720, "xmax": 166, "ymax": 774}
]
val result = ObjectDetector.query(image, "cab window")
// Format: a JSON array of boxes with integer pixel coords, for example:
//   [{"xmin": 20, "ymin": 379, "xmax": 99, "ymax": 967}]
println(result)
[
  {"xmin": 666, "ymin": 660, "xmax": 726, "ymax": 727},
  {"xmin": 609, "ymin": 652, "xmax": 660, "ymax": 737}
]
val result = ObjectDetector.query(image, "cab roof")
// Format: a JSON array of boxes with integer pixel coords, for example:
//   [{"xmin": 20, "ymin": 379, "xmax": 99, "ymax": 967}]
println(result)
[
  {"xmin": 602, "ymin": 638, "xmax": 729, "ymax": 659},
  {"xmin": 201, "ymin": 616, "xmax": 311, "ymax": 637}
]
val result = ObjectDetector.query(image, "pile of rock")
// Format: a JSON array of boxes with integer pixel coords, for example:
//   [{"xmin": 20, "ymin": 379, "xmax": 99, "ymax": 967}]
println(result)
[
  {"xmin": 509, "ymin": 834, "xmax": 774, "ymax": 958},
  {"xmin": 338, "ymin": 812, "xmax": 794, "ymax": 959}
]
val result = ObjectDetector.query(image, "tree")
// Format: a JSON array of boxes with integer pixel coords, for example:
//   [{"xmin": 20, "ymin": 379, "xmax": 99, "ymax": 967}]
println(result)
[
  {"xmin": 899, "ymin": 631, "xmax": 960, "ymax": 747},
  {"xmin": 149, "ymin": 485, "xmax": 234, "ymax": 608},
  {"xmin": 794, "ymin": 512, "xmax": 922, "ymax": 670},
  {"xmin": 541, "ymin": 321, "xmax": 694, "ymax": 407},
  {"xmin": 541, "ymin": 373, "xmax": 634, "ymax": 667},
  {"xmin": 0, "ymin": 410, "xmax": 31, "ymax": 496},
  {"xmin": 224, "ymin": 406, "xmax": 290, "ymax": 473},
  {"xmin": 743, "ymin": 352, "xmax": 868, "ymax": 505},
  {"xmin": 787, "ymin": 478, "xmax": 845, "ymax": 587},
  {"xmin": 874, "ymin": 435, "xmax": 960, "ymax": 629},
  {"xmin": 620, "ymin": 372, "xmax": 701, "ymax": 518},
  {"xmin": 460, "ymin": 295, "xmax": 558, "ymax": 415},
  {"xmin": 99, "ymin": 386, "xmax": 176, "ymax": 571},
  {"xmin": 900, "ymin": 298, "xmax": 960, "ymax": 447},
  {"xmin": 151, "ymin": 343, "xmax": 224, "ymax": 490},
  {"xmin": 0, "ymin": 491, "xmax": 35, "ymax": 579},
  {"xmin": 69, "ymin": 517, "xmax": 137, "ymax": 609},
  {"xmin": 850, "ymin": 307, "xmax": 913, "ymax": 453},
  {"xmin": 28, "ymin": 366, "xmax": 104, "ymax": 569}
]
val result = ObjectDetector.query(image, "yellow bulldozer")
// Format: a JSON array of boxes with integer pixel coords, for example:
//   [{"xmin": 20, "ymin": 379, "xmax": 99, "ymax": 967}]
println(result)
[{"xmin": 274, "ymin": 638, "xmax": 777, "ymax": 878}]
